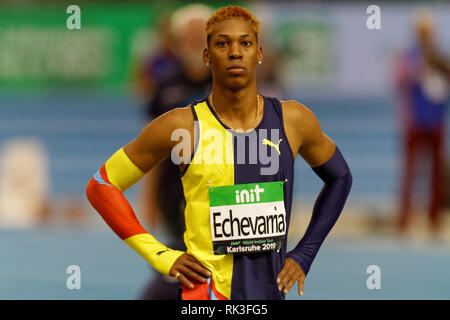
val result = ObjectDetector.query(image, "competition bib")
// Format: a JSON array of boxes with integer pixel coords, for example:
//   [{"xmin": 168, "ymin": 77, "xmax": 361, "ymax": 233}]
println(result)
[{"xmin": 209, "ymin": 181, "xmax": 286, "ymax": 255}]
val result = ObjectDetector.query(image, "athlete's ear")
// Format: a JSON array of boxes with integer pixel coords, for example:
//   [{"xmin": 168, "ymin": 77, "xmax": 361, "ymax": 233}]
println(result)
[
  {"xmin": 257, "ymin": 46, "xmax": 263, "ymax": 65},
  {"xmin": 203, "ymin": 48, "xmax": 210, "ymax": 67}
]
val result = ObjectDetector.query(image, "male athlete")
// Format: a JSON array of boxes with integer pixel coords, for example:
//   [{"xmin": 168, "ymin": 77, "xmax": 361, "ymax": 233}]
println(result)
[
  {"xmin": 86, "ymin": 6, "xmax": 352, "ymax": 300},
  {"xmin": 394, "ymin": 10, "xmax": 449, "ymax": 233}
]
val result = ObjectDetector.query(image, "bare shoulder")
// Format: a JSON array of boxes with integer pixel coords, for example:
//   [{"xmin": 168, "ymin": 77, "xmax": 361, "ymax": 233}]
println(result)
[
  {"xmin": 124, "ymin": 105, "xmax": 194, "ymax": 173},
  {"xmin": 280, "ymin": 100, "xmax": 335, "ymax": 166},
  {"xmin": 281, "ymin": 100, "xmax": 320, "ymax": 134},
  {"xmin": 280, "ymin": 100, "xmax": 321, "ymax": 157},
  {"xmin": 155, "ymin": 105, "xmax": 195, "ymax": 131}
]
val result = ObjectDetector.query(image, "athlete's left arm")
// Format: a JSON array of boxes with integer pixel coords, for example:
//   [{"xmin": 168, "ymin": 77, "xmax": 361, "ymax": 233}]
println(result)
[{"xmin": 277, "ymin": 101, "xmax": 353, "ymax": 296}]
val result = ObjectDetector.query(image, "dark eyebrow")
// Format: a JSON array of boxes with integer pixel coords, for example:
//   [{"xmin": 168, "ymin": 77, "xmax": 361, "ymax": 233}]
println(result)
[{"xmin": 216, "ymin": 34, "xmax": 251, "ymax": 39}]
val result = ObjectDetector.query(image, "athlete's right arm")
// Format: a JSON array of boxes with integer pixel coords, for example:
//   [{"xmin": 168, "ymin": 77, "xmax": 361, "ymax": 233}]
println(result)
[{"xmin": 86, "ymin": 106, "xmax": 211, "ymax": 287}]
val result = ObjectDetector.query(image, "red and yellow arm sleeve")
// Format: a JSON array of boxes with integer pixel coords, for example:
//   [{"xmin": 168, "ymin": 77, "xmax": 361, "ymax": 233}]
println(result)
[{"xmin": 86, "ymin": 148, "xmax": 184, "ymax": 275}]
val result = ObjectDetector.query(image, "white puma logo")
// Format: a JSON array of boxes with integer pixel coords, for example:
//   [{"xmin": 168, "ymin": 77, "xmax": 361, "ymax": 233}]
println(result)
[{"xmin": 262, "ymin": 138, "xmax": 282, "ymax": 155}]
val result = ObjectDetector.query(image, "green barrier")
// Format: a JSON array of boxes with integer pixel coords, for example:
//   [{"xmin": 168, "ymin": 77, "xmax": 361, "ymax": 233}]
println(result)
[
  {"xmin": 0, "ymin": 1, "xmax": 330, "ymax": 93},
  {"xmin": 0, "ymin": 1, "xmax": 235, "ymax": 92}
]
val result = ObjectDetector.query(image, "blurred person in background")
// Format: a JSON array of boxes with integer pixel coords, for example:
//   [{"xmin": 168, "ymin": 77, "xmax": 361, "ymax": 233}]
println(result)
[
  {"xmin": 394, "ymin": 8, "xmax": 450, "ymax": 235},
  {"xmin": 133, "ymin": 4, "xmax": 213, "ymax": 300},
  {"xmin": 254, "ymin": 27, "xmax": 285, "ymax": 99},
  {"xmin": 133, "ymin": 15, "xmax": 179, "ymax": 114},
  {"xmin": 0, "ymin": 138, "xmax": 50, "ymax": 228}
]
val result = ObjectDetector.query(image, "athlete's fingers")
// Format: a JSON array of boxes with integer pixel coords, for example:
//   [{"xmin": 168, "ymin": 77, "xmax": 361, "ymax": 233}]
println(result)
[
  {"xmin": 184, "ymin": 255, "xmax": 212, "ymax": 278},
  {"xmin": 277, "ymin": 266, "xmax": 292, "ymax": 291},
  {"xmin": 278, "ymin": 258, "xmax": 306, "ymax": 293},
  {"xmin": 278, "ymin": 260, "xmax": 297, "ymax": 288},
  {"xmin": 179, "ymin": 265, "xmax": 208, "ymax": 283},
  {"xmin": 283, "ymin": 279, "xmax": 296, "ymax": 295},
  {"xmin": 177, "ymin": 273, "xmax": 194, "ymax": 289},
  {"xmin": 170, "ymin": 253, "xmax": 188, "ymax": 271},
  {"xmin": 187, "ymin": 263, "xmax": 212, "ymax": 279},
  {"xmin": 169, "ymin": 254, "xmax": 197, "ymax": 287},
  {"xmin": 298, "ymin": 277, "xmax": 304, "ymax": 296},
  {"xmin": 295, "ymin": 262, "xmax": 306, "ymax": 296},
  {"xmin": 277, "ymin": 265, "xmax": 288, "ymax": 287}
]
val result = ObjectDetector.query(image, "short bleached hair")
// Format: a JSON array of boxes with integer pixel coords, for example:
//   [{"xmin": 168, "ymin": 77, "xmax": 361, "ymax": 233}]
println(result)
[{"xmin": 205, "ymin": 5, "xmax": 260, "ymax": 43}]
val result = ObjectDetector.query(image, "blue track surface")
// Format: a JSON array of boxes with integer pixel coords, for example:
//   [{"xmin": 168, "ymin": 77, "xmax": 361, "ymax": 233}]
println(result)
[{"xmin": 1, "ymin": 228, "xmax": 449, "ymax": 300}]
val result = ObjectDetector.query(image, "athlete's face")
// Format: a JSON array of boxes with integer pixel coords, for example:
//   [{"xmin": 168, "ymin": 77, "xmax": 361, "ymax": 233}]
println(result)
[{"xmin": 204, "ymin": 19, "xmax": 262, "ymax": 91}]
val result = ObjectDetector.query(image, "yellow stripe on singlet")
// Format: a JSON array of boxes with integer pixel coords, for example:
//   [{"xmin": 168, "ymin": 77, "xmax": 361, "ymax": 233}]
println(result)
[{"xmin": 181, "ymin": 101, "xmax": 235, "ymax": 299}]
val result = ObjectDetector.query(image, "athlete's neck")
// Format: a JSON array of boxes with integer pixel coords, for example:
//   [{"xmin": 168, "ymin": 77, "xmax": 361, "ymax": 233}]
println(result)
[{"xmin": 210, "ymin": 82, "xmax": 260, "ymax": 131}]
